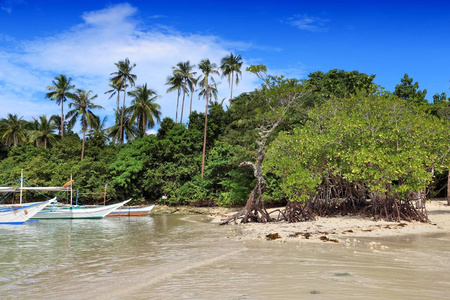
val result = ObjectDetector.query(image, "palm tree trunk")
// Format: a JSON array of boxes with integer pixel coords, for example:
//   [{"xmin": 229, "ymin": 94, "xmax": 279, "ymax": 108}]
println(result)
[
  {"xmin": 189, "ymin": 88, "xmax": 194, "ymax": 117},
  {"xmin": 142, "ymin": 115, "xmax": 147, "ymax": 136},
  {"xmin": 201, "ymin": 89, "xmax": 209, "ymax": 179},
  {"xmin": 116, "ymin": 92, "xmax": 120, "ymax": 111},
  {"xmin": 176, "ymin": 89, "xmax": 180, "ymax": 123},
  {"xmin": 180, "ymin": 83, "xmax": 186, "ymax": 124},
  {"xmin": 61, "ymin": 103, "xmax": 64, "ymax": 139},
  {"xmin": 230, "ymin": 72, "xmax": 234, "ymax": 102},
  {"xmin": 81, "ymin": 129, "xmax": 86, "ymax": 160},
  {"xmin": 119, "ymin": 87, "xmax": 127, "ymax": 144}
]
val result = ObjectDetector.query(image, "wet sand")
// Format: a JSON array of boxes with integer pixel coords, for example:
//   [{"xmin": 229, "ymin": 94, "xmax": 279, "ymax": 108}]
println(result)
[
  {"xmin": 2, "ymin": 201, "xmax": 449, "ymax": 299},
  {"xmin": 115, "ymin": 201, "xmax": 450, "ymax": 300}
]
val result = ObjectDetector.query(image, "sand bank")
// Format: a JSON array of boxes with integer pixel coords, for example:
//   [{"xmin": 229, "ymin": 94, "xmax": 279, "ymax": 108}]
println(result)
[{"xmin": 211, "ymin": 200, "xmax": 450, "ymax": 244}]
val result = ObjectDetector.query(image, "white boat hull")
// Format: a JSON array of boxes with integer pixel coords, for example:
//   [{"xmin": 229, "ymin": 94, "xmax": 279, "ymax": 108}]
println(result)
[
  {"xmin": 32, "ymin": 199, "xmax": 131, "ymax": 219},
  {"xmin": 0, "ymin": 199, "xmax": 55, "ymax": 224},
  {"xmin": 108, "ymin": 204, "xmax": 155, "ymax": 217}
]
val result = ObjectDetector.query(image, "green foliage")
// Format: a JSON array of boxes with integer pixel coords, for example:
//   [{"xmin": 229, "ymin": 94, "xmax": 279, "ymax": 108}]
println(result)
[
  {"xmin": 0, "ymin": 137, "xmax": 118, "ymax": 203},
  {"xmin": 394, "ymin": 73, "xmax": 428, "ymax": 105},
  {"xmin": 220, "ymin": 53, "xmax": 243, "ymax": 100},
  {"xmin": 2, "ymin": 63, "xmax": 448, "ymax": 210},
  {"xmin": 246, "ymin": 65, "xmax": 267, "ymax": 81},
  {"xmin": 177, "ymin": 175, "xmax": 211, "ymax": 205},
  {"xmin": 109, "ymin": 136, "xmax": 154, "ymax": 199},
  {"xmin": 108, "ymin": 114, "xmax": 229, "ymax": 205},
  {"xmin": 431, "ymin": 92, "xmax": 450, "ymax": 120},
  {"xmin": 266, "ymin": 91, "xmax": 450, "ymax": 201},
  {"xmin": 265, "ymin": 128, "xmax": 324, "ymax": 202},
  {"xmin": 127, "ymin": 83, "xmax": 161, "ymax": 137},
  {"xmin": 45, "ymin": 74, "xmax": 75, "ymax": 138},
  {"xmin": 204, "ymin": 141, "xmax": 253, "ymax": 206},
  {"xmin": 0, "ymin": 114, "xmax": 29, "ymax": 147},
  {"xmin": 29, "ymin": 115, "xmax": 59, "ymax": 148},
  {"xmin": 303, "ymin": 69, "xmax": 377, "ymax": 107},
  {"xmin": 261, "ymin": 173, "xmax": 285, "ymax": 205}
]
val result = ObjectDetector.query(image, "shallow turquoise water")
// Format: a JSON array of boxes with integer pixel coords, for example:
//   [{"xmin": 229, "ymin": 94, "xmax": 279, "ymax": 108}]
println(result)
[{"xmin": 0, "ymin": 215, "xmax": 449, "ymax": 299}]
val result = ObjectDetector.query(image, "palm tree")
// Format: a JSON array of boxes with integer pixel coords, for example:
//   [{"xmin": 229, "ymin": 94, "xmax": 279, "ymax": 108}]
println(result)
[
  {"xmin": 173, "ymin": 61, "xmax": 197, "ymax": 123},
  {"xmin": 50, "ymin": 115, "xmax": 62, "ymax": 132},
  {"xmin": 165, "ymin": 72, "xmax": 183, "ymax": 123},
  {"xmin": 198, "ymin": 59, "xmax": 219, "ymax": 178},
  {"xmin": 107, "ymin": 109, "xmax": 138, "ymax": 144},
  {"xmin": 29, "ymin": 115, "xmax": 59, "ymax": 148},
  {"xmin": 46, "ymin": 74, "xmax": 75, "ymax": 139},
  {"xmin": 87, "ymin": 116, "xmax": 109, "ymax": 142},
  {"xmin": 0, "ymin": 114, "xmax": 28, "ymax": 147},
  {"xmin": 220, "ymin": 53, "xmax": 243, "ymax": 103},
  {"xmin": 110, "ymin": 58, "xmax": 137, "ymax": 144},
  {"xmin": 105, "ymin": 81, "xmax": 124, "ymax": 112},
  {"xmin": 188, "ymin": 76, "xmax": 198, "ymax": 117},
  {"xmin": 66, "ymin": 89, "xmax": 103, "ymax": 160},
  {"xmin": 127, "ymin": 84, "xmax": 161, "ymax": 137}
]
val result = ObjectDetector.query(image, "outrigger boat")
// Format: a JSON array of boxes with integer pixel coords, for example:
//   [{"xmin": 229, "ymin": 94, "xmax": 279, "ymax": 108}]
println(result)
[
  {"xmin": 31, "ymin": 199, "xmax": 131, "ymax": 219},
  {"xmin": 1, "ymin": 171, "xmax": 130, "ymax": 220},
  {"xmin": 108, "ymin": 204, "xmax": 155, "ymax": 217},
  {"xmin": 0, "ymin": 198, "xmax": 56, "ymax": 225}
]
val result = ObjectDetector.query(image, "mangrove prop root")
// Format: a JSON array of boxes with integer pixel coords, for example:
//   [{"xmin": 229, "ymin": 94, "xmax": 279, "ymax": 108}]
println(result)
[{"xmin": 221, "ymin": 176, "xmax": 429, "ymax": 224}]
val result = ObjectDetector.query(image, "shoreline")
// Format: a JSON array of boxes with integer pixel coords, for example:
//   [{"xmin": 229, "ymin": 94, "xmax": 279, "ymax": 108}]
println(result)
[
  {"xmin": 151, "ymin": 205, "xmax": 237, "ymax": 216},
  {"xmin": 153, "ymin": 200, "xmax": 450, "ymax": 244},
  {"xmin": 227, "ymin": 200, "xmax": 450, "ymax": 244}
]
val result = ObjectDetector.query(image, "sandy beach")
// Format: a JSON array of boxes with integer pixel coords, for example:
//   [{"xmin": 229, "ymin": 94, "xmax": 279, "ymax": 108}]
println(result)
[
  {"xmin": 208, "ymin": 199, "xmax": 450, "ymax": 244},
  {"xmin": 3, "ymin": 202, "xmax": 449, "ymax": 299}
]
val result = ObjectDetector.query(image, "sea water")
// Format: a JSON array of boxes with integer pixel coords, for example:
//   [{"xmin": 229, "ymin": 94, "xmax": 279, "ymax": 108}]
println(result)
[{"xmin": 0, "ymin": 215, "xmax": 449, "ymax": 299}]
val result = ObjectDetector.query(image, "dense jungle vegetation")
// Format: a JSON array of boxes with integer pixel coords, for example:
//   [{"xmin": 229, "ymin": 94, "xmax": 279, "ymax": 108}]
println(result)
[{"xmin": 1, "ymin": 55, "xmax": 449, "ymax": 222}]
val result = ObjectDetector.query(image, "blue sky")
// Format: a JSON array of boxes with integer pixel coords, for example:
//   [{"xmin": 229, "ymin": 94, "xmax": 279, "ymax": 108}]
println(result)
[{"xmin": 1, "ymin": 0, "xmax": 449, "ymax": 132}]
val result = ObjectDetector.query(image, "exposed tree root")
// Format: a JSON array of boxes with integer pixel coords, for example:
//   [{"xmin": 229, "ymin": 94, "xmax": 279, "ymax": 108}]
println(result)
[
  {"xmin": 222, "ymin": 142, "xmax": 428, "ymax": 224},
  {"xmin": 221, "ymin": 185, "xmax": 273, "ymax": 225},
  {"xmin": 221, "ymin": 180, "xmax": 429, "ymax": 225}
]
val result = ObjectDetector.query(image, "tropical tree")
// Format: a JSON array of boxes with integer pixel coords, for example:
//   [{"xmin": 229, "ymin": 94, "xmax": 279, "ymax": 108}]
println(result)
[
  {"xmin": 198, "ymin": 59, "xmax": 220, "ymax": 178},
  {"xmin": 0, "ymin": 114, "xmax": 29, "ymax": 147},
  {"xmin": 431, "ymin": 92, "xmax": 450, "ymax": 205},
  {"xmin": 188, "ymin": 72, "xmax": 198, "ymax": 115},
  {"xmin": 45, "ymin": 74, "xmax": 75, "ymax": 139},
  {"xmin": 303, "ymin": 69, "xmax": 377, "ymax": 107},
  {"xmin": 266, "ymin": 92, "xmax": 450, "ymax": 222},
  {"xmin": 50, "ymin": 115, "xmax": 62, "ymax": 132},
  {"xmin": 110, "ymin": 58, "xmax": 137, "ymax": 144},
  {"xmin": 29, "ymin": 115, "xmax": 59, "ymax": 148},
  {"xmin": 220, "ymin": 53, "xmax": 243, "ymax": 102},
  {"xmin": 66, "ymin": 89, "xmax": 103, "ymax": 160},
  {"xmin": 105, "ymin": 81, "xmax": 124, "ymax": 112},
  {"xmin": 107, "ymin": 109, "xmax": 138, "ymax": 144},
  {"xmin": 221, "ymin": 65, "xmax": 308, "ymax": 224},
  {"xmin": 394, "ymin": 73, "xmax": 428, "ymax": 105},
  {"xmin": 165, "ymin": 71, "xmax": 183, "ymax": 123},
  {"xmin": 87, "ymin": 116, "xmax": 109, "ymax": 142},
  {"xmin": 127, "ymin": 84, "xmax": 161, "ymax": 137},
  {"xmin": 173, "ymin": 61, "xmax": 197, "ymax": 123}
]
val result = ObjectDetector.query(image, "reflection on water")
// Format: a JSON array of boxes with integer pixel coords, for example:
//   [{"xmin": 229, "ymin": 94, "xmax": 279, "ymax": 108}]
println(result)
[{"xmin": 0, "ymin": 215, "xmax": 449, "ymax": 299}]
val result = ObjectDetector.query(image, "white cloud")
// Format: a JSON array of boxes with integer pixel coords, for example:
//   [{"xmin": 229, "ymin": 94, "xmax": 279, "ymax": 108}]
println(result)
[
  {"xmin": 146, "ymin": 129, "xmax": 158, "ymax": 135},
  {"xmin": 288, "ymin": 15, "xmax": 329, "ymax": 33},
  {"xmin": 0, "ymin": 3, "xmax": 261, "ymax": 129}
]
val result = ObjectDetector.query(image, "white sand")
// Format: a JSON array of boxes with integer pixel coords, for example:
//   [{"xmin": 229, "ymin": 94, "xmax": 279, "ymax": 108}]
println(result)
[{"xmin": 213, "ymin": 200, "xmax": 450, "ymax": 244}]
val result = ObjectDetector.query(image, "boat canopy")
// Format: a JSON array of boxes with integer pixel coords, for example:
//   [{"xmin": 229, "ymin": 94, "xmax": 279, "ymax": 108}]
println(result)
[{"xmin": 0, "ymin": 187, "xmax": 70, "ymax": 193}]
